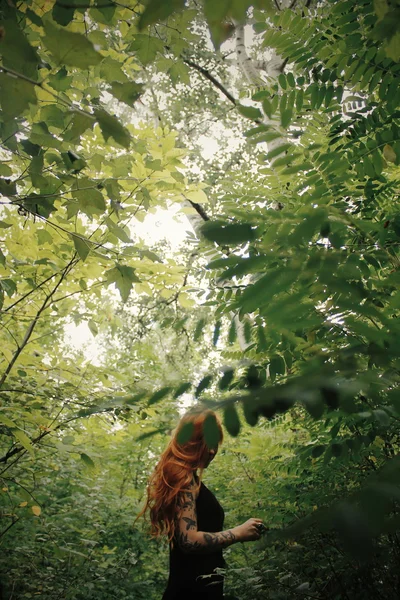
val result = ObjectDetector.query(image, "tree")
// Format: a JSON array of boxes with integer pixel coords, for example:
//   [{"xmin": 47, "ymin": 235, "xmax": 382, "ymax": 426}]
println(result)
[{"xmin": 2, "ymin": 0, "xmax": 400, "ymax": 598}]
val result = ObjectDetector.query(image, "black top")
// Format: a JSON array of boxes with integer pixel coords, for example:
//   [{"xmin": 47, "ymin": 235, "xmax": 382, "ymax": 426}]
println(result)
[{"xmin": 162, "ymin": 481, "xmax": 225, "ymax": 600}]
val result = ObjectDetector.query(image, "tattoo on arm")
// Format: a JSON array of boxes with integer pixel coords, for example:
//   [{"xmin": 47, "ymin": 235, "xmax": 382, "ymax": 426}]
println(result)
[
  {"xmin": 203, "ymin": 530, "xmax": 236, "ymax": 548},
  {"xmin": 181, "ymin": 491, "xmax": 194, "ymax": 510},
  {"xmin": 176, "ymin": 482, "xmax": 237, "ymax": 554},
  {"xmin": 182, "ymin": 517, "xmax": 196, "ymax": 531},
  {"xmin": 177, "ymin": 529, "xmax": 236, "ymax": 554}
]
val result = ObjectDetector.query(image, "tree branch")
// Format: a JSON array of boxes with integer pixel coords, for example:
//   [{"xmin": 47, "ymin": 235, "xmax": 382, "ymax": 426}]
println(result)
[
  {"xmin": 2, "ymin": 269, "xmax": 68, "ymax": 314},
  {"xmin": 182, "ymin": 58, "xmax": 237, "ymax": 106},
  {"xmin": 187, "ymin": 199, "xmax": 210, "ymax": 221},
  {"xmin": 0, "ymin": 65, "xmax": 98, "ymax": 120},
  {"xmin": 1, "ymin": 477, "xmax": 41, "ymax": 506},
  {"xmin": 0, "ymin": 408, "xmax": 115, "ymax": 466},
  {"xmin": 0, "ymin": 517, "xmax": 19, "ymax": 539},
  {"xmin": 0, "ymin": 256, "xmax": 76, "ymax": 388},
  {"xmin": 0, "ymin": 65, "xmax": 72, "ymax": 111}
]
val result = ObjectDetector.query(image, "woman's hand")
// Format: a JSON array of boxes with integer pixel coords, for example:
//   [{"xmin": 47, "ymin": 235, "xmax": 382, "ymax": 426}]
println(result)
[{"xmin": 233, "ymin": 518, "xmax": 264, "ymax": 542}]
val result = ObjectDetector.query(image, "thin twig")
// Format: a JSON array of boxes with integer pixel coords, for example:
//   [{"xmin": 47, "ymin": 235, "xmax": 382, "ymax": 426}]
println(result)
[
  {"xmin": 0, "ymin": 256, "xmax": 76, "ymax": 388},
  {"xmin": 0, "ymin": 517, "xmax": 19, "ymax": 540}
]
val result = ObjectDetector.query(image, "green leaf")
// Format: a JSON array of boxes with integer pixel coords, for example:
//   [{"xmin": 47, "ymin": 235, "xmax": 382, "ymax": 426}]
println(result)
[
  {"xmin": 203, "ymin": 0, "xmax": 235, "ymax": 49},
  {"xmin": 94, "ymin": 109, "xmax": 131, "ymax": 149},
  {"xmin": 238, "ymin": 105, "xmax": 263, "ymax": 120},
  {"xmin": 219, "ymin": 368, "xmax": 235, "ymax": 390},
  {"xmin": 303, "ymin": 396, "xmax": 324, "ymax": 419},
  {"xmin": 100, "ymin": 58, "xmax": 128, "ymax": 83},
  {"xmin": 138, "ymin": 0, "xmax": 185, "ymax": 29},
  {"xmin": 88, "ymin": 320, "xmax": 98, "ymax": 337},
  {"xmin": 0, "ymin": 249, "xmax": 6, "ymax": 267},
  {"xmin": 26, "ymin": 8, "xmax": 43, "ymax": 27},
  {"xmin": 105, "ymin": 218, "xmax": 132, "ymax": 243},
  {"xmin": 278, "ymin": 73, "xmax": 287, "ymax": 90},
  {"xmin": 0, "ymin": 164, "xmax": 12, "ymax": 177},
  {"xmin": 1, "ymin": 279, "xmax": 17, "ymax": 297},
  {"xmin": 242, "ymin": 398, "xmax": 259, "ymax": 427},
  {"xmin": 257, "ymin": 325, "xmax": 268, "ymax": 352},
  {"xmin": 244, "ymin": 319, "xmax": 252, "ymax": 344},
  {"xmin": 363, "ymin": 156, "xmax": 376, "ymax": 178},
  {"xmin": 168, "ymin": 61, "xmax": 191, "ymax": 85},
  {"xmin": 262, "ymin": 98, "xmax": 273, "ymax": 119},
  {"xmin": 207, "ymin": 256, "xmax": 240, "ymax": 270},
  {"xmin": 80, "ymin": 453, "xmax": 95, "ymax": 468},
  {"xmin": 296, "ymin": 89, "xmax": 304, "ymax": 111},
  {"xmin": 0, "ymin": 178, "xmax": 16, "ymax": 197},
  {"xmin": 239, "ymin": 270, "xmax": 281, "ymax": 313},
  {"xmin": 72, "ymin": 236, "xmax": 91, "ymax": 261},
  {"xmin": 48, "ymin": 66, "xmax": 74, "ymax": 92},
  {"xmin": 203, "ymin": 413, "xmax": 220, "ymax": 449},
  {"xmin": 213, "ymin": 321, "xmax": 222, "ymax": 346},
  {"xmin": 148, "ymin": 386, "xmax": 172, "ymax": 405},
  {"xmin": 36, "ymin": 229, "xmax": 52, "ymax": 246},
  {"xmin": 195, "ymin": 375, "xmax": 213, "ymax": 398},
  {"xmin": 290, "ymin": 212, "xmax": 324, "ymax": 245},
  {"xmin": 385, "ymin": 31, "xmax": 400, "ymax": 61},
  {"xmin": 321, "ymin": 386, "xmax": 340, "ymax": 410},
  {"xmin": 286, "ymin": 72, "xmax": 295, "ymax": 87},
  {"xmin": 269, "ymin": 355, "xmax": 285, "ymax": 382},
  {"xmin": 110, "ymin": 82, "xmax": 144, "ymax": 107},
  {"xmin": 43, "ymin": 21, "xmax": 103, "ymax": 68},
  {"xmin": 174, "ymin": 382, "xmax": 192, "ymax": 399},
  {"xmin": 127, "ymin": 35, "xmax": 165, "ymax": 65},
  {"xmin": 0, "ymin": 73, "xmax": 37, "ymax": 119},
  {"xmin": 105, "ymin": 265, "xmax": 140, "ymax": 302},
  {"xmin": 228, "ymin": 319, "xmax": 237, "ymax": 344},
  {"xmin": 312, "ymin": 445, "xmax": 326, "ymax": 458},
  {"xmin": 90, "ymin": 2, "xmax": 116, "ymax": 24},
  {"xmin": 11, "ymin": 429, "xmax": 35, "ymax": 457},
  {"xmin": 201, "ymin": 221, "xmax": 255, "ymax": 245},
  {"xmin": 336, "ymin": 85, "xmax": 344, "ymax": 103},
  {"xmin": 266, "ymin": 143, "xmax": 292, "ymax": 161},
  {"xmin": 52, "ymin": 2, "xmax": 75, "ymax": 26},
  {"xmin": 194, "ymin": 318, "xmax": 206, "ymax": 341},
  {"xmin": 0, "ymin": 20, "xmax": 39, "ymax": 79},
  {"xmin": 331, "ymin": 442, "xmax": 342, "ymax": 457},
  {"xmin": 72, "ymin": 183, "xmax": 106, "ymax": 217},
  {"xmin": 29, "ymin": 122, "xmax": 61, "ymax": 150},
  {"xmin": 281, "ymin": 109, "xmax": 293, "ymax": 128},
  {"xmin": 177, "ymin": 422, "xmax": 195, "ymax": 445},
  {"xmin": 224, "ymin": 404, "xmax": 241, "ymax": 436},
  {"xmin": 136, "ymin": 428, "xmax": 170, "ymax": 441},
  {"xmin": 0, "ymin": 414, "xmax": 17, "ymax": 428},
  {"xmin": 64, "ymin": 111, "xmax": 95, "ymax": 143}
]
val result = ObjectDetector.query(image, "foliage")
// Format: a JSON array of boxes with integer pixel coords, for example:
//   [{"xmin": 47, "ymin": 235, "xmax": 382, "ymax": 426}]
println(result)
[{"xmin": 1, "ymin": 0, "xmax": 400, "ymax": 599}]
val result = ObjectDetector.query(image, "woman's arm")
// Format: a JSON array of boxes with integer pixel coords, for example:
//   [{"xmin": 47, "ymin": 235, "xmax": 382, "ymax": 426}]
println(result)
[{"xmin": 176, "ymin": 482, "xmax": 262, "ymax": 554}]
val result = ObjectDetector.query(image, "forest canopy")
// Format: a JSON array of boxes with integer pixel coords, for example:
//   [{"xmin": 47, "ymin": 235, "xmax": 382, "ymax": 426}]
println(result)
[{"xmin": 1, "ymin": 0, "xmax": 400, "ymax": 598}]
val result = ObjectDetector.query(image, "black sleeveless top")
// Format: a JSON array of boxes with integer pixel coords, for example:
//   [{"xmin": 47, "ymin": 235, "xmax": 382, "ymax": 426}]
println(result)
[{"xmin": 162, "ymin": 481, "xmax": 225, "ymax": 600}]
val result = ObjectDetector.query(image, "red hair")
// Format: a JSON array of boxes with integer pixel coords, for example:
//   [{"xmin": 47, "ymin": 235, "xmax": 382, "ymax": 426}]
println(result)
[{"xmin": 139, "ymin": 409, "xmax": 223, "ymax": 542}]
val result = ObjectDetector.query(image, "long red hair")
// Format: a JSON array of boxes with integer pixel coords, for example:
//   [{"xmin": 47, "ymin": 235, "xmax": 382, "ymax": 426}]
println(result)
[{"xmin": 139, "ymin": 409, "xmax": 223, "ymax": 542}]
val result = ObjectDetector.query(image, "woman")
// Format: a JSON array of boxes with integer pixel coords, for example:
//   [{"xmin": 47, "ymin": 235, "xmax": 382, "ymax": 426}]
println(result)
[{"xmin": 140, "ymin": 409, "xmax": 264, "ymax": 599}]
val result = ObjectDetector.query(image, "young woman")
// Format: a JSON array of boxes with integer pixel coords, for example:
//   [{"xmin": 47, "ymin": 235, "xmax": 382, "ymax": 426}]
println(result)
[{"xmin": 140, "ymin": 409, "xmax": 264, "ymax": 599}]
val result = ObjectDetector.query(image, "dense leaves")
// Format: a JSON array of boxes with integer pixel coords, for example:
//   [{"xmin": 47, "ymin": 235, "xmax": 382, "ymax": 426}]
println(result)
[{"xmin": 1, "ymin": 0, "xmax": 400, "ymax": 598}]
